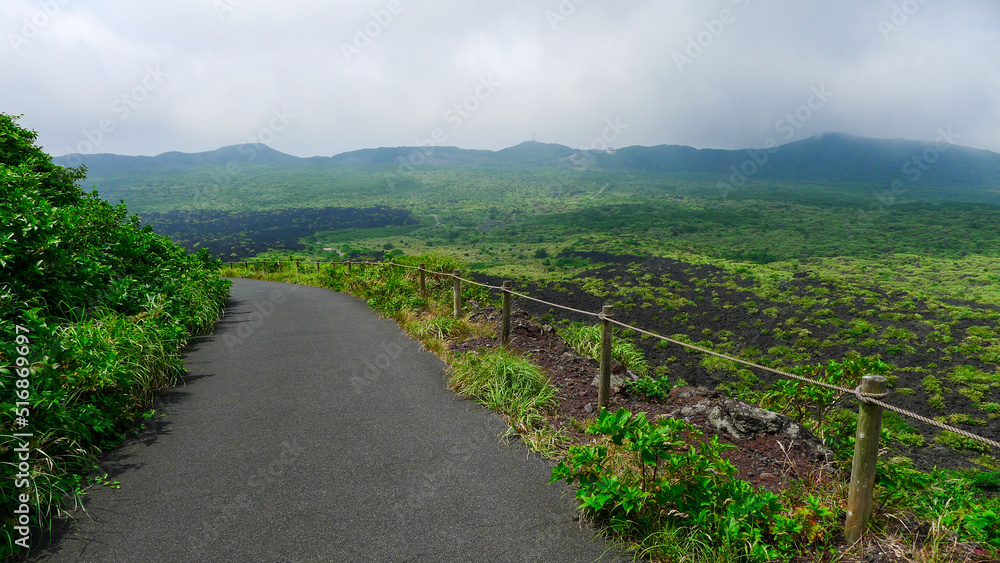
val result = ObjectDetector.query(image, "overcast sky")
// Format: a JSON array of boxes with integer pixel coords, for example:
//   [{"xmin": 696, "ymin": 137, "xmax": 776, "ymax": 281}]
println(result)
[{"xmin": 3, "ymin": 0, "xmax": 998, "ymax": 158}]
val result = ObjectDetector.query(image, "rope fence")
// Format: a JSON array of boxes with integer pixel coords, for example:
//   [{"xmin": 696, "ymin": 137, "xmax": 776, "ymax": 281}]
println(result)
[
  {"xmin": 226, "ymin": 256, "xmax": 1000, "ymax": 541},
  {"xmin": 224, "ymin": 258, "xmax": 1000, "ymax": 450}
]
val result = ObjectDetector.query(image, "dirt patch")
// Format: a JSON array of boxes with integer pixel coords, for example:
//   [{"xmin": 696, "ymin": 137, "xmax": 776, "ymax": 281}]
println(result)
[
  {"xmin": 452, "ymin": 306, "xmax": 831, "ymax": 494},
  {"xmin": 469, "ymin": 255, "xmax": 1000, "ymax": 474}
]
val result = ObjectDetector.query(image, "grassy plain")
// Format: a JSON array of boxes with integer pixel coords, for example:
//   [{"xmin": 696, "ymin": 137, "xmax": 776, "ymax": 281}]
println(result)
[{"xmin": 81, "ymin": 143, "xmax": 1000, "ymax": 560}]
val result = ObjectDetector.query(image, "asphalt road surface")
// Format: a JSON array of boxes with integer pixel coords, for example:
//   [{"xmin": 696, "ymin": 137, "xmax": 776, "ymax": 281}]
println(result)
[{"xmin": 30, "ymin": 278, "xmax": 624, "ymax": 562}]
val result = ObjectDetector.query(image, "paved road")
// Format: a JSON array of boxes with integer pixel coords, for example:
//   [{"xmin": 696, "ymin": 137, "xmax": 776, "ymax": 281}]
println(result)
[{"xmin": 31, "ymin": 279, "xmax": 623, "ymax": 562}]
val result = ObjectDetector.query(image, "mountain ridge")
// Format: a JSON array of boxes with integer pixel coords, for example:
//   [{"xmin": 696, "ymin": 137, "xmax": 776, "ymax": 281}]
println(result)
[
  {"xmin": 53, "ymin": 133, "xmax": 1000, "ymax": 207},
  {"xmin": 55, "ymin": 133, "xmax": 1000, "ymax": 174}
]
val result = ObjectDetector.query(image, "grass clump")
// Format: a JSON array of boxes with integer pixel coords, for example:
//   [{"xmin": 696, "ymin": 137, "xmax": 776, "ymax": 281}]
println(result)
[
  {"xmin": 935, "ymin": 431, "xmax": 993, "ymax": 455},
  {"xmin": 923, "ymin": 375, "xmax": 946, "ymax": 410},
  {"xmin": 559, "ymin": 322, "xmax": 649, "ymax": 375},
  {"xmin": 448, "ymin": 349, "xmax": 558, "ymax": 438}
]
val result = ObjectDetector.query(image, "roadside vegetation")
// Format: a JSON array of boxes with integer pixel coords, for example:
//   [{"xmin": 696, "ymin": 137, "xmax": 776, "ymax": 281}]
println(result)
[
  {"xmin": 69, "ymin": 125, "xmax": 1000, "ymax": 561},
  {"xmin": 230, "ymin": 254, "xmax": 1000, "ymax": 562},
  {"xmin": 0, "ymin": 115, "xmax": 230, "ymax": 559}
]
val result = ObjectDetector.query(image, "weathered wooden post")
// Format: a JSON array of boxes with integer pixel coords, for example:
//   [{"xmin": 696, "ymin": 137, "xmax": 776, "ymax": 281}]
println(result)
[
  {"xmin": 599, "ymin": 305, "xmax": 613, "ymax": 410},
  {"xmin": 845, "ymin": 375, "xmax": 888, "ymax": 544},
  {"xmin": 316, "ymin": 260, "xmax": 320, "ymax": 273},
  {"xmin": 295, "ymin": 260, "xmax": 300, "ymax": 273},
  {"xmin": 418, "ymin": 263, "xmax": 427, "ymax": 298},
  {"xmin": 501, "ymin": 281, "xmax": 512, "ymax": 348},
  {"xmin": 452, "ymin": 269, "xmax": 462, "ymax": 318},
  {"xmin": 347, "ymin": 260, "xmax": 352, "ymax": 274}
]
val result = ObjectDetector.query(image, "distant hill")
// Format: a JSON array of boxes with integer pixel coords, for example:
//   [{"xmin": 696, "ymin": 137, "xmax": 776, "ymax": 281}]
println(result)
[
  {"xmin": 57, "ymin": 144, "xmax": 301, "ymax": 178},
  {"xmin": 54, "ymin": 133, "xmax": 1000, "ymax": 208},
  {"xmin": 593, "ymin": 133, "xmax": 1000, "ymax": 189}
]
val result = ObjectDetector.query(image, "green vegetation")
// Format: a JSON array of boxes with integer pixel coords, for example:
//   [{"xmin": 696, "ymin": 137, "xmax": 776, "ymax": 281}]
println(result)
[
  {"xmin": 449, "ymin": 349, "xmax": 557, "ymax": 438},
  {"xmin": 559, "ymin": 323, "xmax": 649, "ymax": 375},
  {"xmin": 552, "ymin": 409, "xmax": 785, "ymax": 561},
  {"xmin": 627, "ymin": 374, "xmax": 683, "ymax": 402},
  {"xmin": 72, "ymin": 130, "xmax": 1000, "ymax": 561},
  {"xmin": 0, "ymin": 114, "xmax": 229, "ymax": 558}
]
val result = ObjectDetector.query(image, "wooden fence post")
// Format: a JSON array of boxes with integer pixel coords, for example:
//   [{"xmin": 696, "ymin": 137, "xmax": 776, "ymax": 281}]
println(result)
[
  {"xmin": 295, "ymin": 260, "xmax": 299, "ymax": 273},
  {"xmin": 418, "ymin": 263, "xmax": 426, "ymax": 298},
  {"xmin": 599, "ymin": 305, "xmax": 613, "ymax": 410},
  {"xmin": 501, "ymin": 281, "xmax": 512, "ymax": 348},
  {"xmin": 845, "ymin": 375, "xmax": 888, "ymax": 544},
  {"xmin": 316, "ymin": 260, "xmax": 320, "ymax": 273},
  {"xmin": 453, "ymin": 269, "xmax": 462, "ymax": 318}
]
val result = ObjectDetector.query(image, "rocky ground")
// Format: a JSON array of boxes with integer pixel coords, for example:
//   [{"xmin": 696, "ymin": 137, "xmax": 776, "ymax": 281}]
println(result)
[
  {"xmin": 449, "ymin": 305, "xmax": 997, "ymax": 562},
  {"xmin": 471, "ymin": 254, "xmax": 1000, "ymax": 473},
  {"xmin": 453, "ymin": 306, "xmax": 832, "ymax": 495}
]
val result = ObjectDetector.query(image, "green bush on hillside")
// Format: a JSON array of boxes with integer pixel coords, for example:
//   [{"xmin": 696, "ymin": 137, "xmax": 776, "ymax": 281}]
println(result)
[{"xmin": 0, "ymin": 114, "xmax": 230, "ymax": 557}]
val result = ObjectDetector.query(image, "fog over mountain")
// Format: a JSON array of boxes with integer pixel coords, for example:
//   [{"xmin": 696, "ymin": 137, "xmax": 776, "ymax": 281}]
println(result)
[
  {"xmin": 4, "ymin": 1, "xmax": 998, "ymax": 158},
  {"xmin": 56, "ymin": 132, "xmax": 1000, "ymax": 207}
]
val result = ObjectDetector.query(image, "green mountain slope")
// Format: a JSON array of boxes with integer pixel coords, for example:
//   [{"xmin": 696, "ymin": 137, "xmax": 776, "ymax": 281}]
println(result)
[{"xmin": 54, "ymin": 133, "xmax": 1000, "ymax": 213}]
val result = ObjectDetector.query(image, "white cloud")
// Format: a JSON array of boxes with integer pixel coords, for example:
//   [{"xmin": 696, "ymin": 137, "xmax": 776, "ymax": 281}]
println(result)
[{"xmin": 1, "ymin": 0, "xmax": 997, "ymax": 157}]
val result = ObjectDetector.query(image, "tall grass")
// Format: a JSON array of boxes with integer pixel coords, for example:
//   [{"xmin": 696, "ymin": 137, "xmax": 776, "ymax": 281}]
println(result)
[
  {"xmin": 448, "ymin": 349, "xmax": 560, "ymax": 444},
  {"xmin": 559, "ymin": 323, "xmax": 650, "ymax": 375}
]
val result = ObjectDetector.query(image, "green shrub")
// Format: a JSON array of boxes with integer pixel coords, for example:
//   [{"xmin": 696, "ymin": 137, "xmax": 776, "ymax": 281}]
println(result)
[
  {"xmin": 449, "ymin": 349, "xmax": 556, "ymax": 434},
  {"xmin": 552, "ymin": 409, "xmax": 784, "ymax": 561},
  {"xmin": 627, "ymin": 375, "xmax": 676, "ymax": 402},
  {"xmin": 0, "ymin": 114, "xmax": 229, "ymax": 558}
]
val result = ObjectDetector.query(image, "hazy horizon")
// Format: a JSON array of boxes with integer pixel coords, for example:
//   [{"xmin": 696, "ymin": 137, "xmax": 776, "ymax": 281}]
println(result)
[
  {"xmin": 4, "ymin": 1, "xmax": 998, "ymax": 159},
  {"xmin": 50, "ymin": 130, "xmax": 999, "ymax": 161}
]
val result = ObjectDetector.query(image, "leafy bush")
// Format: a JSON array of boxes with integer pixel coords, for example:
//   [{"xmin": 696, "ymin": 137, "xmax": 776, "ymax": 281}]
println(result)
[
  {"xmin": 551, "ymin": 409, "xmax": 785, "ymax": 561},
  {"xmin": 0, "ymin": 114, "xmax": 229, "ymax": 558},
  {"xmin": 760, "ymin": 356, "xmax": 889, "ymax": 452},
  {"xmin": 626, "ymin": 375, "xmax": 677, "ymax": 402},
  {"xmin": 876, "ymin": 460, "xmax": 1000, "ymax": 553}
]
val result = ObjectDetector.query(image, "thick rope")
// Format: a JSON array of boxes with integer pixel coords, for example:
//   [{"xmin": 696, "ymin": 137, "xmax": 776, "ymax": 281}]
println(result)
[{"xmin": 341, "ymin": 261, "xmax": 1000, "ymax": 451}]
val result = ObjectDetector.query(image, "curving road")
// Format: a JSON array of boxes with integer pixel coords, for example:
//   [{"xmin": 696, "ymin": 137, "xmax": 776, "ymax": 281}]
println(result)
[{"xmin": 30, "ymin": 279, "xmax": 623, "ymax": 562}]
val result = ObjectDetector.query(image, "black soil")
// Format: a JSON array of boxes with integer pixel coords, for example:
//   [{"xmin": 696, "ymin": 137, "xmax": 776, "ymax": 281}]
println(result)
[{"xmin": 470, "ymin": 254, "xmax": 1000, "ymax": 473}]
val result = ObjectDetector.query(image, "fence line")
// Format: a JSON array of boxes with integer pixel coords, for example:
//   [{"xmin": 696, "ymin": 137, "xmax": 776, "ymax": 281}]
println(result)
[
  {"xmin": 228, "ymin": 256, "xmax": 1000, "ymax": 540},
  {"xmin": 225, "ymin": 259, "xmax": 1000, "ymax": 449}
]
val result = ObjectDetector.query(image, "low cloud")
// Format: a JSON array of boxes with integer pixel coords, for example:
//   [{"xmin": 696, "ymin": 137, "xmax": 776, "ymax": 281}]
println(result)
[{"xmin": 1, "ymin": 0, "xmax": 997, "ymax": 157}]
